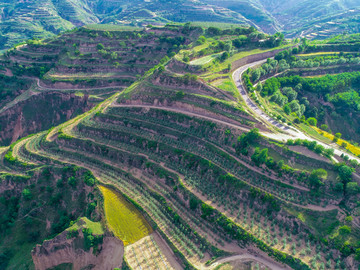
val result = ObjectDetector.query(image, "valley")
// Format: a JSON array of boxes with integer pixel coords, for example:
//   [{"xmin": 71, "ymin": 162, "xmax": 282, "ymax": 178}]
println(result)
[{"xmin": 1, "ymin": 23, "xmax": 360, "ymax": 270}]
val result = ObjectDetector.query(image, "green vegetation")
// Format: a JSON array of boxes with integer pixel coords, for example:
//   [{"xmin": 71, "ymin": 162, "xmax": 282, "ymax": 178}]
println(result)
[
  {"xmin": 0, "ymin": 166, "xmax": 101, "ymax": 269},
  {"xmin": 246, "ymin": 46, "xmax": 360, "ymax": 143},
  {"xmin": 2, "ymin": 22, "xmax": 360, "ymax": 270}
]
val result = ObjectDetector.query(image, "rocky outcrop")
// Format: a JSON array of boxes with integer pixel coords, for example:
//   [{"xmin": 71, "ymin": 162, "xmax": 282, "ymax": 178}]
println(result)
[{"xmin": 32, "ymin": 227, "xmax": 124, "ymax": 270}]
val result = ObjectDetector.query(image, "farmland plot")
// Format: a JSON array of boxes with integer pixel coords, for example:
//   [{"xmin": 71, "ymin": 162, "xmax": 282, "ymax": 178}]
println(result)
[
  {"xmin": 99, "ymin": 185, "xmax": 153, "ymax": 245},
  {"xmin": 125, "ymin": 234, "xmax": 177, "ymax": 270}
]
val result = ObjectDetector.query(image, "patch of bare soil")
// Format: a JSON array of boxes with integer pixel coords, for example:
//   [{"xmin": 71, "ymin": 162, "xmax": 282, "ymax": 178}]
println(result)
[
  {"xmin": 4, "ymin": 68, "xmax": 13, "ymax": 76},
  {"xmin": 32, "ymin": 231, "xmax": 124, "ymax": 270}
]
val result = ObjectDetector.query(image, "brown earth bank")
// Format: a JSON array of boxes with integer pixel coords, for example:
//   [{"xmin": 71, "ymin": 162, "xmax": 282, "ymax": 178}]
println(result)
[
  {"xmin": 31, "ymin": 225, "xmax": 124, "ymax": 270},
  {"xmin": 39, "ymin": 79, "xmax": 129, "ymax": 90},
  {"xmin": 231, "ymin": 47, "xmax": 296, "ymax": 71},
  {"xmin": 0, "ymin": 92, "xmax": 93, "ymax": 146}
]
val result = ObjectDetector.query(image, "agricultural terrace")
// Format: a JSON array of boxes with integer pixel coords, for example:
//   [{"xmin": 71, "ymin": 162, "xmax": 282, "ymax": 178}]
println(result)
[
  {"xmin": 2, "ymin": 25, "xmax": 360, "ymax": 270},
  {"xmin": 99, "ymin": 185, "xmax": 153, "ymax": 245}
]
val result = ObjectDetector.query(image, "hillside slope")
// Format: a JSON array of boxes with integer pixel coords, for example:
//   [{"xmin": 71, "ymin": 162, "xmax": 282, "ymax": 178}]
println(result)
[
  {"xmin": 1, "ymin": 25, "xmax": 360, "ymax": 269},
  {"xmin": 2, "ymin": 0, "xmax": 360, "ymax": 51}
]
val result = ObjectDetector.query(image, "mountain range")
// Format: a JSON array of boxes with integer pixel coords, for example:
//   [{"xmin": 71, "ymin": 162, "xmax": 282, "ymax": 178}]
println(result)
[{"xmin": 1, "ymin": 0, "xmax": 360, "ymax": 50}]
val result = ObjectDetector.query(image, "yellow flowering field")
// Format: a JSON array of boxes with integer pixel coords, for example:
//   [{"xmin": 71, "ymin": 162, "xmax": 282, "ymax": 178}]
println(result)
[{"xmin": 313, "ymin": 127, "xmax": 360, "ymax": 156}]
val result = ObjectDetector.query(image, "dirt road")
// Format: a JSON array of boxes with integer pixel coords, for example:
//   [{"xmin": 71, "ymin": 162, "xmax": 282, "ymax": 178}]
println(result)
[
  {"xmin": 232, "ymin": 60, "xmax": 360, "ymax": 163},
  {"xmin": 208, "ymin": 253, "xmax": 290, "ymax": 270}
]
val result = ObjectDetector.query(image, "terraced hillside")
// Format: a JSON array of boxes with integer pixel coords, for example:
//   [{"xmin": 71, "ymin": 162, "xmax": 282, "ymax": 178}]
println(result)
[
  {"xmin": 2, "ymin": 24, "xmax": 360, "ymax": 270},
  {"xmin": 3, "ymin": 0, "xmax": 360, "ymax": 52},
  {"xmin": 0, "ymin": 24, "xmax": 200, "ymax": 145}
]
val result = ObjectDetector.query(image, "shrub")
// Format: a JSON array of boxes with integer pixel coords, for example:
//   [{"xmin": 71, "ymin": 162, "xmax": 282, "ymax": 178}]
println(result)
[
  {"xmin": 84, "ymin": 173, "xmax": 95, "ymax": 186},
  {"xmin": 345, "ymin": 216, "xmax": 353, "ymax": 223},
  {"xmin": 355, "ymin": 248, "xmax": 360, "ymax": 260},
  {"xmin": 96, "ymin": 43, "xmax": 105, "ymax": 50},
  {"xmin": 68, "ymin": 176, "xmax": 77, "ymax": 188},
  {"xmin": 175, "ymin": 91, "xmax": 185, "ymax": 100},
  {"xmin": 346, "ymin": 182, "xmax": 359, "ymax": 195},
  {"xmin": 293, "ymin": 118, "xmax": 300, "ymax": 124},
  {"xmin": 189, "ymin": 197, "xmax": 199, "ymax": 210},
  {"xmin": 22, "ymin": 188, "xmax": 32, "ymax": 200},
  {"xmin": 320, "ymin": 124, "xmax": 329, "ymax": 131},
  {"xmin": 339, "ymin": 225, "xmax": 351, "ymax": 235}
]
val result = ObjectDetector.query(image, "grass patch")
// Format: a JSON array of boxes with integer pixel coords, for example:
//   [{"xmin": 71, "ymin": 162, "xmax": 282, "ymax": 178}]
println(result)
[
  {"xmin": 99, "ymin": 185, "xmax": 152, "ymax": 245},
  {"xmin": 206, "ymin": 44, "xmax": 294, "ymax": 73},
  {"xmin": 213, "ymin": 78, "xmax": 240, "ymax": 98},
  {"xmin": 67, "ymin": 217, "xmax": 104, "ymax": 235},
  {"xmin": 285, "ymin": 207, "xmax": 339, "ymax": 238},
  {"xmin": 298, "ymin": 124, "xmax": 333, "ymax": 144},
  {"xmin": 189, "ymin": 52, "xmax": 223, "ymax": 65}
]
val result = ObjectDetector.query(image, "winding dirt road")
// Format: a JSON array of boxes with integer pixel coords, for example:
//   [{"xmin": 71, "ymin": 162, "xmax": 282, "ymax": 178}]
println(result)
[
  {"xmin": 232, "ymin": 60, "xmax": 360, "ymax": 163},
  {"xmin": 208, "ymin": 253, "xmax": 289, "ymax": 270}
]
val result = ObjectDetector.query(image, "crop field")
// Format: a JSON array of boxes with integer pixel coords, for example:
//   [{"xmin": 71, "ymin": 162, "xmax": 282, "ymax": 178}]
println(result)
[
  {"xmin": 313, "ymin": 126, "xmax": 360, "ymax": 156},
  {"xmin": 3, "ymin": 24, "xmax": 360, "ymax": 270},
  {"xmin": 297, "ymin": 52, "xmax": 341, "ymax": 57},
  {"xmin": 125, "ymin": 234, "xmax": 175, "ymax": 270},
  {"xmin": 99, "ymin": 185, "xmax": 153, "ymax": 245}
]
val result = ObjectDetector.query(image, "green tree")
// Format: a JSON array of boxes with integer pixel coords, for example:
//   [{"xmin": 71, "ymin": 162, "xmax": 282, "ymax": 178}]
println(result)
[
  {"xmin": 256, "ymin": 83, "xmax": 263, "ymax": 92},
  {"xmin": 320, "ymin": 124, "xmax": 329, "ymax": 131},
  {"xmin": 282, "ymin": 87, "xmax": 297, "ymax": 101},
  {"xmin": 220, "ymin": 52, "xmax": 230, "ymax": 62},
  {"xmin": 277, "ymin": 160, "xmax": 285, "ymax": 169},
  {"xmin": 307, "ymin": 117, "xmax": 317, "ymax": 126},
  {"xmin": 68, "ymin": 176, "xmax": 78, "ymax": 188},
  {"xmin": 338, "ymin": 165, "xmax": 354, "ymax": 184},
  {"xmin": 197, "ymin": 36, "xmax": 206, "ymax": 44},
  {"xmin": 189, "ymin": 197, "xmax": 199, "ymax": 210},
  {"xmin": 283, "ymin": 104, "xmax": 291, "ymax": 114},
  {"xmin": 22, "ymin": 188, "xmax": 32, "ymax": 200},
  {"xmin": 355, "ymin": 248, "xmax": 360, "ymax": 261},
  {"xmin": 339, "ymin": 225, "xmax": 351, "ymax": 235},
  {"xmin": 252, "ymin": 148, "xmax": 268, "ymax": 165},
  {"xmin": 324, "ymin": 148, "xmax": 335, "ymax": 157},
  {"xmin": 251, "ymin": 69, "xmax": 261, "ymax": 82},
  {"xmin": 309, "ymin": 169, "xmax": 327, "ymax": 190},
  {"xmin": 346, "ymin": 182, "xmax": 359, "ymax": 195},
  {"xmin": 289, "ymin": 100, "xmax": 302, "ymax": 116},
  {"xmin": 345, "ymin": 216, "xmax": 353, "ymax": 223},
  {"xmin": 96, "ymin": 43, "xmax": 105, "ymax": 50},
  {"xmin": 110, "ymin": 52, "xmax": 118, "ymax": 60}
]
